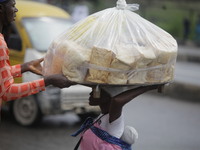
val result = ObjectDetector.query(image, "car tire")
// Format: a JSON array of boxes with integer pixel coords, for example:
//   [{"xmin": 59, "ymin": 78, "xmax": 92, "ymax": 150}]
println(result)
[{"xmin": 11, "ymin": 95, "xmax": 42, "ymax": 126}]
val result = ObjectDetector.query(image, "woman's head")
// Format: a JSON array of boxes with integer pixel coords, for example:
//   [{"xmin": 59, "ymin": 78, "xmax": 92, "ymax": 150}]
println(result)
[
  {"xmin": 89, "ymin": 88, "xmax": 111, "ymax": 106},
  {"xmin": 0, "ymin": 0, "xmax": 18, "ymax": 26}
]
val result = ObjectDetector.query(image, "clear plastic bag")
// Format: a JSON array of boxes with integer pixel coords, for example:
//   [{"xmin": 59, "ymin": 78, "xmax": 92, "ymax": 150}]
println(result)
[{"xmin": 43, "ymin": 0, "xmax": 178, "ymax": 85}]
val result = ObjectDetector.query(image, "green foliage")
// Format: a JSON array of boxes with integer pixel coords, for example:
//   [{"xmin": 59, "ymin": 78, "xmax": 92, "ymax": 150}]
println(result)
[
  {"xmin": 91, "ymin": 0, "xmax": 200, "ymax": 40},
  {"xmin": 63, "ymin": 0, "xmax": 199, "ymax": 41},
  {"xmin": 141, "ymin": 2, "xmax": 199, "ymax": 40},
  {"xmin": 144, "ymin": 7, "xmax": 183, "ymax": 38}
]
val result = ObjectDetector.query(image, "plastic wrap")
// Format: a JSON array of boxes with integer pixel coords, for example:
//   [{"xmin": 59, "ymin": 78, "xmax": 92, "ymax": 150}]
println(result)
[{"xmin": 43, "ymin": 0, "xmax": 178, "ymax": 85}]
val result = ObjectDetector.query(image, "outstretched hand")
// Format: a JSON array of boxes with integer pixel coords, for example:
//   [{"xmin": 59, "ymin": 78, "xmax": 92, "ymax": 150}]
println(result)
[
  {"xmin": 44, "ymin": 74, "xmax": 76, "ymax": 88},
  {"xmin": 21, "ymin": 58, "xmax": 44, "ymax": 75}
]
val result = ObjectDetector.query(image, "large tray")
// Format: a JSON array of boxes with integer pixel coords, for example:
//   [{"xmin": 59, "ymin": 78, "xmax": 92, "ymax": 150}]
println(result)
[
  {"xmin": 81, "ymin": 82, "xmax": 169, "ymax": 87},
  {"xmin": 81, "ymin": 82, "xmax": 168, "ymax": 98}
]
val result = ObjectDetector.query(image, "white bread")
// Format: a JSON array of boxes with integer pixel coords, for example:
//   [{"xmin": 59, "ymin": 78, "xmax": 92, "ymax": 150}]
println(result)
[
  {"xmin": 86, "ymin": 47, "xmax": 114, "ymax": 83},
  {"xmin": 62, "ymin": 41, "xmax": 91, "ymax": 82},
  {"xmin": 108, "ymin": 45, "xmax": 139, "ymax": 84}
]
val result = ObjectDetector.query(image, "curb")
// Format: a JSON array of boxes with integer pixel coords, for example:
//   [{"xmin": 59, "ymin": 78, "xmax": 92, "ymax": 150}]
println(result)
[
  {"xmin": 178, "ymin": 46, "xmax": 200, "ymax": 63},
  {"xmin": 163, "ymin": 81, "xmax": 200, "ymax": 102},
  {"xmin": 177, "ymin": 53, "xmax": 200, "ymax": 63}
]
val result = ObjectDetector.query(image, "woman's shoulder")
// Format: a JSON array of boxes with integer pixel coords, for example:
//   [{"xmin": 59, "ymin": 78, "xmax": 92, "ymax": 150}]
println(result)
[{"xmin": 99, "ymin": 113, "xmax": 124, "ymax": 138}]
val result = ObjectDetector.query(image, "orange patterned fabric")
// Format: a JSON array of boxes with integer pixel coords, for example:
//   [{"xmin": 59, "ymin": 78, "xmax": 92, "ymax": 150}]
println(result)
[{"xmin": 0, "ymin": 33, "xmax": 45, "ymax": 106}]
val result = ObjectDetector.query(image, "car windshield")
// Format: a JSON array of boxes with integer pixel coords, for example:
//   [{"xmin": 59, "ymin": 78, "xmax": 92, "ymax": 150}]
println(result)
[{"xmin": 22, "ymin": 17, "xmax": 72, "ymax": 52}]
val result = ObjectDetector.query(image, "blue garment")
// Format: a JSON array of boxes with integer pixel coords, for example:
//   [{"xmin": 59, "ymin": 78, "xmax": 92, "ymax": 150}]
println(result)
[
  {"xmin": 0, "ymin": 0, "xmax": 7, "ymax": 3},
  {"xmin": 71, "ymin": 117, "xmax": 94, "ymax": 137},
  {"xmin": 196, "ymin": 23, "xmax": 200, "ymax": 39}
]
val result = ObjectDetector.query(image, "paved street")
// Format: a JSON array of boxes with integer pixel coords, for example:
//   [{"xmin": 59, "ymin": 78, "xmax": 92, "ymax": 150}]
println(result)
[
  {"xmin": 124, "ymin": 93, "xmax": 200, "ymax": 150},
  {"xmin": 175, "ymin": 61, "xmax": 200, "ymax": 86},
  {"xmin": 176, "ymin": 45, "xmax": 200, "ymax": 86},
  {"xmin": 1, "ymin": 93, "xmax": 200, "ymax": 150}
]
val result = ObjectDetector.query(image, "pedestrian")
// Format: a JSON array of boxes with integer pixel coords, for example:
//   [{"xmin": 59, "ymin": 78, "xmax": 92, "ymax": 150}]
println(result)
[
  {"xmin": 70, "ymin": 0, "xmax": 90, "ymax": 23},
  {"xmin": 183, "ymin": 17, "xmax": 191, "ymax": 43},
  {"xmin": 195, "ymin": 15, "xmax": 200, "ymax": 46},
  {"xmin": 0, "ymin": 0, "xmax": 75, "ymax": 110},
  {"xmin": 72, "ymin": 84, "xmax": 163, "ymax": 150}
]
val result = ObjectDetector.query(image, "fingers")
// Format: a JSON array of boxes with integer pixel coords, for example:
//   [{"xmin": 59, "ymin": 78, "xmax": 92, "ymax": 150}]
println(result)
[
  {"xmin": 30, "ymin": 58, "xmax": 44, "ymax": 65},
  {"xmin": 29, "ymin": 66, "xmax": 43, "ymax": 75},
  {"xmin": 46, "ymin": 74, "xmax": 77, "ymax": 88},
  {"xmin": 33, "ymin": 58, "xmax": 44, "ymax": 65},
  {"xmin": 27, "ymin": 58, "xmax": 44, "ymax": 75},
  {"xmin": 63, "ymin": 78, "xmax": 77, "ymax": 88},
  {"xmin": 38, "ymin": 57, "xmax": 44, "ymax": 63},
  {"xmin": 58, "ymin": 80, "xmax": 76, "ymax": 88}
]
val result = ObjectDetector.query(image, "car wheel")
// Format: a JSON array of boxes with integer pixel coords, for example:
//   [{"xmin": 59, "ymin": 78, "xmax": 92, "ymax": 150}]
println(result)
[{"xmin": 12, "ymin": 95, "xmax": 42, "ymax": 126}]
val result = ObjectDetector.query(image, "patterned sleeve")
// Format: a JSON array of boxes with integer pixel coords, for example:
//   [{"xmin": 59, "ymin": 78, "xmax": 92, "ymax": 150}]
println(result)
[
  {"xmin": 0, "ymin": 34, "xmax": 46, "ymax": 102},
  {"xmin": 10, "ymin": 64, "xmax": 22, "ymax": 77},
  {"xmin": 2, "ymin": 79, "xmax": 45, "ymax": 101}
]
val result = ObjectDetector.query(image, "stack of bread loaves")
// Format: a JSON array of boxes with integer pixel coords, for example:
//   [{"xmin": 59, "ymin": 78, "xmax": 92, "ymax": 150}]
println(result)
[{"xmin": 43, "ymin": 0, "xmax": 178, "ymax": 85}]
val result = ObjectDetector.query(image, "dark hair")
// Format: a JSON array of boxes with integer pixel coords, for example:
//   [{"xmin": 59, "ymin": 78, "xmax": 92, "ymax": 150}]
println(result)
[{"xmin": 0, "ymin": 0, "xmax": 10, "ymax": 4}]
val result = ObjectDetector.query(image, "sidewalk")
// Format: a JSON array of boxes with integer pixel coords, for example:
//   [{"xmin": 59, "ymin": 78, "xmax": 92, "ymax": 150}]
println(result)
[
  {"xmin": 163, "ymin": 44, "xmax": 200, "ymax": 101},
  {"xmin": 177, "ymin": 45, "xmax": 200, "ymax": 63}
]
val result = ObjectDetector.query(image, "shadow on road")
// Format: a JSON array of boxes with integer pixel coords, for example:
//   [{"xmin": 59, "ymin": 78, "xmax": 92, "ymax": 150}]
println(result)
[{"xmin": 0, "ymin": 109, "xmax": 83, "ymax": 129}]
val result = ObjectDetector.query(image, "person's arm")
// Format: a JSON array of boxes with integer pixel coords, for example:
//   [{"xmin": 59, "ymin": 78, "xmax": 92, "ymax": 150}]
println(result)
[
  {"xmin": 11, "ymin": 57, "xmax": 43, "ymax": 77},
  {"xmin": 2, "ymin": 79, "xmax": 45, "ymax": 101},
  {"xmin": 2, "ymin": 53, "xmax": 75, "ymax": 101},
  {"xmin": 10, "ymin": 64, "xmax": 22, "ymax": 78},
  {"xmin": 109, "ymin": 85, "xmax": 163, "ymax": 123},
  {"xmin": 2, "ymin": 74, "xmax": 76, "ymax": 101},
  {"xmin": 20, "ymin": 58, "xmax": 44, "ymax": 75},
  {"xmin": 14, "ymin": 58, "xmax": 75, "ymax": 88}
]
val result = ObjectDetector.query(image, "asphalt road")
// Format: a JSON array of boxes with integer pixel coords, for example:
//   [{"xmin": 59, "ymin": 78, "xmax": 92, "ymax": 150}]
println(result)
[{"xmin": 0, "ymin": 93, "xmax": 200, "ymax": 150}]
